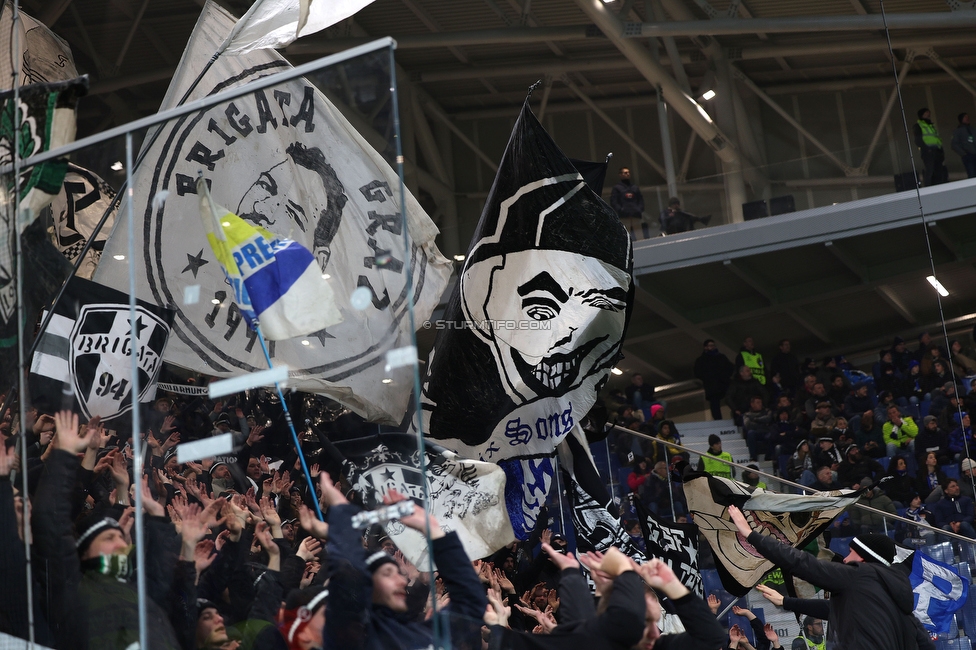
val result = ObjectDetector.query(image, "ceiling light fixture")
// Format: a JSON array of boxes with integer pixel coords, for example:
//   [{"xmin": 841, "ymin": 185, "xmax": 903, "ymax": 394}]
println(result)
[{"xmin": 926, "ymin": 275, "xmax": 949, "ymax": 297}]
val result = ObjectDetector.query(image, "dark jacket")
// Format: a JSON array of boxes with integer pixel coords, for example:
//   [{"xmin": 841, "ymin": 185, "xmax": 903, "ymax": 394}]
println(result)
[
  {"xmin": 749, "ymin": 531, "xmax": 918, "ymax": 650},
  {"xmin": 932, "ymin": 494, "xmax": 975, "ymax": 527},
  {"xmin": 694, "ymin": 350, "xmax": 735, "ymax": 400},
  {"xmin": 725, "ymin": 376, "xmax": 768, "ymax": 415},
  {"xmin": 836, "ymin": 456, "xmax": 884, "ymax": 488},
  {"xmin": 491, "ymin": 570, "xmax": 723, "ymax": 650},
  {"xmin": 609, "ymin": 181, "xmax": 644, "ymax": 218},
  {"xmin": 781, "ymin": 596, "xmax": 935, "ymax": 650},
  {"xmin": 769, "ymin": 351, "xmax": 802, "ymax": 392},
  {"xmin": 31, "ymin": 450, "xmax": 189, "ymax": 650},
  {"xmin": 915, "ymin": 469, "xmax": 948, "ymax": 502},
  {"xmin": 914, "ymin": 426, "xmax": 950, "ymax": 464},
  {"xmin": 326, "ymin": 503, "xmax": 487, "ymax": 650}
]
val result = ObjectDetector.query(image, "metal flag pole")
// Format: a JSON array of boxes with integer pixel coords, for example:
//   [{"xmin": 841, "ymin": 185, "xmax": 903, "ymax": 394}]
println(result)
[
  {"xmin": 251, "ymin": 327, "xmax": 324, "ymax": 521},
  {"xmin": 124, "ymin": 132, "xmax": 149, "ymax": 650},
  {"xmin": 9, "ymin": 1, "xmax": 36, "ymax": 644}
]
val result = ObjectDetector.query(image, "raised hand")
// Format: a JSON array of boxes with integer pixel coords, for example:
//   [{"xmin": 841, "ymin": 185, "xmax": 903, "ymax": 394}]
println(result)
[
  {"xmin": 727, "ymin": 506, "xmax": 754, "ymax": 538},
  {"xmin": 707, "ymin": 593, "xmax": 721, "ymax": 615},
  {"xmin": 53, "ymin": 411, "xmax": 90, "ymax": 453},
  {"xmin": 395, "ymin": 549, "xmax": 420, "ymax": 583},
  {"xmin": 318, "ymin": 472, "xmax": 348, "ymax": 508},
  {"xmin": 0, "ymin": 443, "xmax": 17, "ymax": 477},
  {"xmin": 253, "ymin": 521, "xmax": 280, "ymax": 571},
  {"xmin": 493, "ymin": 568, "xmax": 515, "ymax": 594},
  {"xmin": 541, "ymin": 542, "xmax": 579, "ymax": 571},
  {"xmin": 245, "ymin": 424, "xmax": 265, "ymax": 447},
  {"xmin": 300, "ymin": 561, "xmax": 320, "ymax": 589},
  {"xmin": 161, "ymin": 415, "xmax": 177, "ymax": 434},
  {"xmin": 732, "ymin": 605, "xmax": 755, "ymax": 620},
  {"xmin": 272, "ymin": 470, "xmax": 293, "ymax": 495},
  {"xmin": 546, "ymin": 589, "xmax": 560, "ymax": 613},
  {"xmin": 298, "ymin": 504, "xmax": 329, "ymax": 539},
  {"xmin": 140, "ymin": 475, "xmax": 165, "ymax": 517},
  {"xmin": 755, "ymin": 584, "xmax": 785, "ymax": 607},
  {"xmin": 638, "ymin": 558, "xmax": 689, "ymax": 600},
  {"xmin": 729, "ymin": 624, "xmax": 744, "ymax": 644},
  {"xmin": 540, "ymin": 529, "xmax": 552, "ymax": 546},
  {"xmin": 484, "ymin": 586, "xmax": 511, "ymax": 628},
  {"xmin": 194, "ymin": 539, "xmax": 217, "ymax": 578},
  {"xmin": 244, "ymin": 487, "xmax": 261, "ymax": 517},
  {"xmin": 296, "ymin": 536, "xmax": 323, "ymax": 562},
  {"xmin": 763, "ymin": 623, "xmax": 779, "ymax": 644}
]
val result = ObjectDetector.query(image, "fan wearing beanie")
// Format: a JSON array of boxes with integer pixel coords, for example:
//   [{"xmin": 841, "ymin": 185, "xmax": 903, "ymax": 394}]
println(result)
[
  {"xmin": 729, "ymin": 505, "xmax": 931, "ymax": 650},
  {"xmin": 318, "ymin": 472, "xmax": 487, "ymax": 650}
]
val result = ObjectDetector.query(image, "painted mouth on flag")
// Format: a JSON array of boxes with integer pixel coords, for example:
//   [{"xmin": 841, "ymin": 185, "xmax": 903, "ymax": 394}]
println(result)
[
  {"xmin": 737, "ymin": 511, "xmax": 791, "ymax": 558},
  {"xmin": 513, "ymin": 335, "xmax": 607, "ymax": 394}
]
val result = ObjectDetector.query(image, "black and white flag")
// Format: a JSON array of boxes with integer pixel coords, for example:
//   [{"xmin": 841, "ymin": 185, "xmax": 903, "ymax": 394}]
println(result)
[
  {"xmin": 340, "ymin": 433, "xmax": 513, "ymax": 569},
  {"xmin": 48, "ymin": 163, "xmax": 117, "ymax": 279},
  {"xmin": 631, "ymin": 495, "xmax": 703, "ymax": 597},
  {"xmin": 559, "ymin": 426, "xmax": 645, "ymax": 563},
  {"xmin": 420, "ymin": 99, "xmax": 633, "ymax": 542},
  {"xmin": 29, "ymin": 277, "xmax": 175, "ymax": 423},
  {"xmin": 93, "ymin": 1, "xmax": 451, "ymax": 425},
  {"xmin": 0, "ymin": 1, "xmax": 79, "ymax": 87}
]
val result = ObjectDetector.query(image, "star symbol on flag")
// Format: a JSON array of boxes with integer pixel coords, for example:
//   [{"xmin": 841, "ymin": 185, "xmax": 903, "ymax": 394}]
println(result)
[
  {"xmin": 128, "ymin": 316, "xmax": 148, "ymax": 337},
  {"xmin": 381, "ymin": 468, "xmax": 396, "ymax": 482},
  {"xmin": 182, "ymin": 249, "xmax": 209, "ymax": 278}
]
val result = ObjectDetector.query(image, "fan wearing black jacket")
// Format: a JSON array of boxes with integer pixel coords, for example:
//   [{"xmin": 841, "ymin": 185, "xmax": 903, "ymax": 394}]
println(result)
[
  {"xmin": 321, "ymin": 473, "xmax": 487, "ymax": 650},
  {"xmin": 730, "ymin": 506, "xmax": 924, "ymax": 650}
]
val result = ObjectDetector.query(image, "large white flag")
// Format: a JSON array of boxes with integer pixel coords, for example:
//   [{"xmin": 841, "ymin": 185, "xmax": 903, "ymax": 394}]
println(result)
[
  {"xmin": 94, "ymin": 1, "xmax": 452, "ymax": 424},
  {"xmin": 0, "ymin": 1, "xmax": 78, "ymax": 87},
  {"xmin": 223, "ymin": 0, "xmax": 376, "ymax": 54},
  {"xmin": 48, "ymin": 163, "xmax": 118, "ymax": 280}
]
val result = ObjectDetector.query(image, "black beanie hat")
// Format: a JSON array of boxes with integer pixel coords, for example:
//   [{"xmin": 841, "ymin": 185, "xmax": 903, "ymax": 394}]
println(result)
[
  {"xmin": 76, "ymin": 514, "xmax": 123, "ymax": 555},
  {"xmin": 708, "ymin": 434, "xmax": 721, "ymax": 447},
  {"xmin": 366, "ymin": 550, "xmax": 398, "ymax": 574},
  {"xmin": 851, "ymin": 533, "xmax": 896, "ymax": 566}
]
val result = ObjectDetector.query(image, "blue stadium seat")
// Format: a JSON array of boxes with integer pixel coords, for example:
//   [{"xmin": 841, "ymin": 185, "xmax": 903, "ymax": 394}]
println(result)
[
  {"xmin": 879, "ymin": 456, "xmax": 891, "ymax": 471},
  {"xmin": 945, "ymin": 465, "xmax": 961, "ymax": 480},
  {"xmin": 829, "ymin": 536, "xmax": 853, "ymax": 556},
  {"xmin": 924, "ymin": 542, "xmax": 955, "ymax": 564}
]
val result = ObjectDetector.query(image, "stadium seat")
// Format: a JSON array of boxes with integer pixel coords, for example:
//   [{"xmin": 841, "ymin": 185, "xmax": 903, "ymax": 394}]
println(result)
[
  {"xmin": 829, "ymin": 536, "xmax": 853, "ymax": 556},
  {"xmin": 945, "ymin": 465, "xmax": 961, "ymax": 480},
  {"xmin": 879, "ymin": 456, "xmax": 891, "ymax": 471},
  {"xmin": 924, "ymin": 542, "xmax": 954, "ymax": 564}
]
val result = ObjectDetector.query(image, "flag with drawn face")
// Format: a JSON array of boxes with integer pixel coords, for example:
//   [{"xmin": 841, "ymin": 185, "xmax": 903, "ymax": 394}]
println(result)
[
  {"xmin": 684, "ymin": 473, "xmax": 859, "ymax": 596},
  {"xmin": 93, "ymin": 1, "xmax": 451, "ymax": 424},
  {"xmin": 0, "ymin": 1, "xmax": 79, "ymax": 87},
  {"xmin": 420, "ymin": 100, "xmax": 633, "ymax": 542}
]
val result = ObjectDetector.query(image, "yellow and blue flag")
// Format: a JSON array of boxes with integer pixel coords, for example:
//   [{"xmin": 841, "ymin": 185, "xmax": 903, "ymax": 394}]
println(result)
[{"xmin": 197, "ymin": 176, "xmax": 341, "ymax": 340}]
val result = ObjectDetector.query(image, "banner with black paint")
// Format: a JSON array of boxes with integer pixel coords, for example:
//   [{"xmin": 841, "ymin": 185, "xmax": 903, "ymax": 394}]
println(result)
[
  {"xmin": 419, "ymin": 99, "xmax": 633, "ymax": 542},
  {"xmin": 29, "ymin": 276, "xmax": 175, "ymax": 423},
  {"xmin": 340, "ymin": 432, "xmax": 513, "ymax": 570},
  {"xmin": 93, "ymin": 1, "xmax": 451, "ymax": 425}
]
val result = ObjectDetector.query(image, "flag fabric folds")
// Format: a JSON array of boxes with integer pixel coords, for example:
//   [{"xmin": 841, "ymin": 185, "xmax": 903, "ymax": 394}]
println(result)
[
  {"xmin": 420, "ymin": 98, "xmax": 633, "ymax": 541},
  {"xmin": 339, "ymin": 432, "xmax": 513, "ymax": 570},
  {"xmin": 910, "ymin": 551, "xmax": 969, "ymax": 634},
  {"xmin": 0, "ymin": 1, "xmax": 79, "ymax": 87},
  {"xmin": 197, "ymin": 177, "xmax": 341, "ymax": 340},
  {"xmin": 683, "ymin": 473, "xmax": 856, "ymax": 596},
  {"xmin": 1, "ymin": 77, "xmax": 87, "ymax": 219},
  {"xmin": 222, "ymin": 0, "xmax": 376, "ymax": 54},
  {"xmin": 47, "ymin": 163, "xmax": 117, "ymax": 279},
  {"xmin": 29, "ymin": 276, "xmax": 175, "ymax": 424},
  {"xmin": 94, "ymin": 1, "xmax": 451, "ymax": 424},
  {"xmin": 631, "ymin": 495, "xmax": 703, "ymax": 597},
  {"xmin": 0, "ymin": 220, "xmax": 73, "ymax": 392},
  {"xmin": 559, "ymin": 426, "xmax": 644, "ymax": 563}
]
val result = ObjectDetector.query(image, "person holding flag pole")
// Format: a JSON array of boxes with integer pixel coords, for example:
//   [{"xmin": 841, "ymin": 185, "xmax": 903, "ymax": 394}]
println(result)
[{"xmin": 197, "ymin": 174, "xmax": 341, "ymax": 519}]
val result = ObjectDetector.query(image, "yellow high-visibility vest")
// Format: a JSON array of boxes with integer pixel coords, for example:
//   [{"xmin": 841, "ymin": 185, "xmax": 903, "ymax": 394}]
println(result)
[
  {"xmin": 702, "ymin": 452, "xmax": 733, "ymax": 479},
  {"xmin": 918, "ymin": 120, "xmax": 942, "ymax": 147},
  {"xmin": 741, "ymin": 350, "xmax": 766, "ymax": 384}
]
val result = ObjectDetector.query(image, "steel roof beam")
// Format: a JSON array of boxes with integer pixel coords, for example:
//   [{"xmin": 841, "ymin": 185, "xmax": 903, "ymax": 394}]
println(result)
[{"xmin": 636, "ymin": 12, "xmax": 976, "ymax": 37}]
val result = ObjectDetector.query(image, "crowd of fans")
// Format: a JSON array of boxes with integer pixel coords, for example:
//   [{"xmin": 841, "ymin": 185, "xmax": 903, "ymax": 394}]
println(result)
[{"xmin": 0, "ymin": 381, "xmax": 732, "ymax": 650}]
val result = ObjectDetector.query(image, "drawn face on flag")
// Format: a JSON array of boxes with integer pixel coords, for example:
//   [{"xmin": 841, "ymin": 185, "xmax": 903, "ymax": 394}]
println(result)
[
  {"xmin": 685, "ymin": 474, "xmax": 849, "ymax": 594},
  {"xmin": 462, "ymin": 245, "xmax": 628, "ymax": 400},
  {"xmin": 236, "ymin": 142, "xmax": 346, "ymax": 271}
]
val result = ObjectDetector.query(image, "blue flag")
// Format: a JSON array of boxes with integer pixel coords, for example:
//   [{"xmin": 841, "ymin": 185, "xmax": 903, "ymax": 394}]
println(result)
[{"xmin": 911, "ymin": 551, "xmax": 968, "ymax": 633}]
